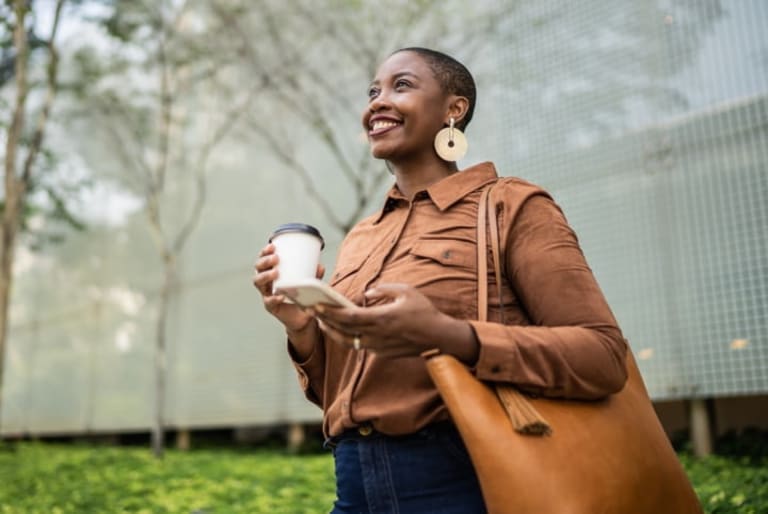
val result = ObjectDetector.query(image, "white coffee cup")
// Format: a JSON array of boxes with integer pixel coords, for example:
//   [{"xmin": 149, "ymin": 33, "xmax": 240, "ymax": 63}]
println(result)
[{"xmin": 269, "ymin": 223, "xmax": 325, "ymax": 293}]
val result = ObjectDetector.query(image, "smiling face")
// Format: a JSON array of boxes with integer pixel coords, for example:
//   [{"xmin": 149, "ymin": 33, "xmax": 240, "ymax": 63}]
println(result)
[{"xmin": 362, "ymin": 51, "xmax": 461, "ymax": 162}]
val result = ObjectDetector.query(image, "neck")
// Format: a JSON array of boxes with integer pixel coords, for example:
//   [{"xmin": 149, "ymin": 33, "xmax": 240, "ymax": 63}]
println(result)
[{"xmin": 389, "ymin": 155, "xmax": 459, "ymax": 198}]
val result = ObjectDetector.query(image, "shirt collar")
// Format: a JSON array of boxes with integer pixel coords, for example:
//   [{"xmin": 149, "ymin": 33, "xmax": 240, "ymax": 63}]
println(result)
[{"xmin": 373, "ymin": 161, "xmax": 499, "ymax": 224}]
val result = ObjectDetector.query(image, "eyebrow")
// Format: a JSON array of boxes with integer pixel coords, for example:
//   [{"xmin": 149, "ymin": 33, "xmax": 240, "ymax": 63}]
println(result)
[{"xmin": 369, "ymin": 71, "xmax": 420, "ymax": 88}]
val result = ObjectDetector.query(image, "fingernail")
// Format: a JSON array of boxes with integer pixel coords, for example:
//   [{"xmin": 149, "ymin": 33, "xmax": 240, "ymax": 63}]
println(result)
[{"xmin": 315, "ymin": 304, "xmax": 326, "ymax": 313}]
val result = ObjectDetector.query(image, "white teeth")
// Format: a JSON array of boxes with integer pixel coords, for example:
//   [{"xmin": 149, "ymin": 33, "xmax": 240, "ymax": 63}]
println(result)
[{"xmin": 371, "ymin": 120, "xmax": 399, "ymax": 131}]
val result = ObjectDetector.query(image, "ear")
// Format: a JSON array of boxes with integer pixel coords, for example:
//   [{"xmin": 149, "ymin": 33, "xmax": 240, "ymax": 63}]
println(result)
[{"xmin": 444, "ymin": 95, "xmax": 470, "ymax": 126}]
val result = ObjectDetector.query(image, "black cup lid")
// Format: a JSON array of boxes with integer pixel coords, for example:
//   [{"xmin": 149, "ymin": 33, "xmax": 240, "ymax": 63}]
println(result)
[{"xmin": 269, "ymin": 223, "xmax": 325, "ymax": 249}]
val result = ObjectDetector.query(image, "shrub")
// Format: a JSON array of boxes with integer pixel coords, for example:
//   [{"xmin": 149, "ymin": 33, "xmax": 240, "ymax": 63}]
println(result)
[
  {"xmin": 0, "ymin": 443, "xmax": 335, "ymax": 513},
  {"xmin": 680, "ymin": 453, "xmax": 768, "ymax": 514},
  {"xmin": 1, "ymin": 442, "xmax": 766, "ymax": 513}
]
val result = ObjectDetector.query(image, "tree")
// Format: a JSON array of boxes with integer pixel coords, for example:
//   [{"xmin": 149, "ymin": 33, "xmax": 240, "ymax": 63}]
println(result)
[
  {"xmin": 212, "ymin": 0, "xmax": 518, "ymax": 235},
  {"xmin": 0, "ymin": 0, "xmax": 68, "ymax": 420},
  {"xmin": 70, "ymin": 0, "xmax": 257, "ymax": 457}
]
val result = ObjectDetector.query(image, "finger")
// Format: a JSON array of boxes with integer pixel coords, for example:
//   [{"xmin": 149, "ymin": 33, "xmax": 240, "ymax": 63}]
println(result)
[
  {"xmin": 364, "ymin": 283, "xmax": 410, "ymax": 302},
  {"xmin": 316, "ymin": 263, "xmax": 326, "ymax": 280},
  {"xmin": 317, "ymin": 318, "xmax": 343, "ymax": 342},
  {"xmin": 263, "ymin": 294, "xmax": 286, "ymax": 311},
  {"xmin": 252, "ymin": 266, "xmax": 277, "ymax": 286},
  {"xmin": 317, "ymin": 318, "xmax": 359, "ymax": 349},
  {"xmin": 254, "ymin": 253, "xmax": 278, "ymax": 273},
  {"xmin": 319, "ymin": 316, "xmax": 378, "ymax": 338},
  {"xmin": 253, "ymin": 268, "xmax": 278, "ymax": 293},
  {"xmin": 258, "ymin": 244, "xmax": 276, "ymax": 258},
  {"xmin": 314, "ymin": 310, "xmax": 350, "ymax": 333},
  {"xmin": 316, "ymin": 302, "xmax": 384, "ymax": 331}
]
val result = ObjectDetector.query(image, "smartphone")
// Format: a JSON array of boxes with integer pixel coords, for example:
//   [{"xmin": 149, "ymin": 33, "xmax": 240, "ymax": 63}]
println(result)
[{"xmin": 275, "ymin": 278, "xmax": 356, "ymax": 309}]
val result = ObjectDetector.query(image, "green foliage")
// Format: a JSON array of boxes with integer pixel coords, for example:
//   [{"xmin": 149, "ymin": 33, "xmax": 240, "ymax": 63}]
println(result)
[
  {"xmin": 680, "ymin": 453, "xmax": 768, "ymax": 514},
  {"xmin": 1, "ymin": 0, "xmax": 90, "ymax": 246},
  {"xmin": 0, "ymin": 443, "xmax": 336, "ymax": 513},
  {"xmin": 1, "ymin": 442, "xmax": 767, "ymax": 513}
]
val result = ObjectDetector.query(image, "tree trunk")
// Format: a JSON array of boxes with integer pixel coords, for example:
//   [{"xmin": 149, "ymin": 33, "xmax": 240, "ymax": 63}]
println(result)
[
  {"xmin": 0, "ymin": 202, "xmax": 21, "ymax": 416},
  {"xmin": 1, "ymin": 0, "xmax": 65, "ymax": 423},
  {"xmin": 151, "ymin": 253, "xmax": 176, "ymax": 458},
  {"xmin": 0, "ymin": 0, "xmax": 31, "ymax": 420}
]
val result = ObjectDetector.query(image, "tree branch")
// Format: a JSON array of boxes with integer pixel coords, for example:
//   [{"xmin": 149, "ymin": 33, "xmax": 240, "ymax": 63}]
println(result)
[
  {"xmin": 20, "ymin": 0, "xmax": 66, "ymax": 186},
  {"xmin": 154, "ymin": 32, "xmax": 173, "ymax": 198},
  {"xmin": 4, "ymin": 0, "xmax": 29, "ymax": 196},
  {"xmin": 227, "ymin": 3, "xmax": 365, "ymax": 195},
  {"xmin": 246, "ymin": 117, "xmax": 346, "ymax": 231},
  {"xmin": 88, "ymin": 94, "xmax": 155, "ymax": 186},
  {"xmin": 172, "ymin": 84, "xmax": 258, "ymax": 253}
]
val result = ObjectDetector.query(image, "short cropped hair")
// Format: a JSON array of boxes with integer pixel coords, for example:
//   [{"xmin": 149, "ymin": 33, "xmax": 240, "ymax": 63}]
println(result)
[{"xmin": 394, "ymin": 47, "xmax": 477, "ymax": 131}]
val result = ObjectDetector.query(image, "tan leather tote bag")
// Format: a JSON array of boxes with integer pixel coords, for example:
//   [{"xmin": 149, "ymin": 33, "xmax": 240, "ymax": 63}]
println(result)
[{"xmin": 423, "ymin": 182, "xmax": 703, "ymax": 514}]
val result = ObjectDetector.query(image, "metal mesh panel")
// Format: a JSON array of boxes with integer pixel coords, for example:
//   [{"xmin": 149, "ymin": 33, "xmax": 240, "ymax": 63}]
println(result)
[
  {"xmin": 2, "ymin": 0, "xmax": 766, "ymax": 436},
  {"xmin": 495, "ymin": 0, "xmax": 768, "ymax": 399}
]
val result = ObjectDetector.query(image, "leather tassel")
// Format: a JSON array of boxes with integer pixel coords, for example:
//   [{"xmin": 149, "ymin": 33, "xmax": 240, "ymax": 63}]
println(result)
[{"xmin": 495, "ymin": 385, "xmax": 552, "ymax": 436}]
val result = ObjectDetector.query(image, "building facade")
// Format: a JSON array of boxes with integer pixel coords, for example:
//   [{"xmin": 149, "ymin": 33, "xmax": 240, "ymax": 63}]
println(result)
[{"xmin": 2, "ymin": 0, "xmax": 766, "ymax": 444}]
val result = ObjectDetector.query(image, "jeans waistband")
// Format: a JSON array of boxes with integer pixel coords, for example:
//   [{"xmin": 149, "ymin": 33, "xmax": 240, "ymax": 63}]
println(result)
[{"xmin": 325, "ymin": 420, "xmax": 457, "ymax": 449}]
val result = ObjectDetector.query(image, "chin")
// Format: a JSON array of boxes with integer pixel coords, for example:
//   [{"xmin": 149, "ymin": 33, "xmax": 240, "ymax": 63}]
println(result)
[{"xmin": 370, "ymin": 144, "xmax": 396, "ymax": 160}]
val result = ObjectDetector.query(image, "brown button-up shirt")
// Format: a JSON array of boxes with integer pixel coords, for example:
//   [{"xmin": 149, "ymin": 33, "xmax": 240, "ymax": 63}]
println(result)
[{"xmin": 290, "ymin": 162, "xmax": 628, "ymax": 437}]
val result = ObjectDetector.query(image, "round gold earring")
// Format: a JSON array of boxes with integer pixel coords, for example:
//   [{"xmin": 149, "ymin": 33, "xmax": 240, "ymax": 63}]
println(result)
[{"xmin": 434, "ymin": 117, "xmax": 468, "ymax": 162}]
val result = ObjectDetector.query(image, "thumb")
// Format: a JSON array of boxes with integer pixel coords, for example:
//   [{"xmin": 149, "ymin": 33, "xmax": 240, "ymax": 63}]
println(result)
[{"xmin": 364, "ymin": 283, "xmax": 409, "ymax": 301}]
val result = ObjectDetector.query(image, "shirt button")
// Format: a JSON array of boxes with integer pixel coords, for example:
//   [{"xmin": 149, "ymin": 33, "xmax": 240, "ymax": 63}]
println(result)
[
  {"xmin": 358, "ymin": 425, "xmax": 373, "ymax": 436},
  {"xmin": 491, "ymin": 365, "xmax": 502, "ymax": 373}
]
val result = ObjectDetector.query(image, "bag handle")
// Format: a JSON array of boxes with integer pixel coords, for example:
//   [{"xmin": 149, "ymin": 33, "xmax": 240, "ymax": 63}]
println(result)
[
  {"xmin": 479, "ymin": 181, "xmax": 551, "ymax": 436},
  {"xmin": 477, "ymin": 186, "xmax": 490, "ymax": 322}
]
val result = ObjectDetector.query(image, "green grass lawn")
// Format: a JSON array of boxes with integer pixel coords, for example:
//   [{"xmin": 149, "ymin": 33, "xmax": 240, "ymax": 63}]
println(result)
[
  {"xmin": 0, "ymin": 442, "xmax": 335, "ymax": 513},
  {"xmin": 0, "ymin": 441, "xmax": 766, "ymax": 513}
]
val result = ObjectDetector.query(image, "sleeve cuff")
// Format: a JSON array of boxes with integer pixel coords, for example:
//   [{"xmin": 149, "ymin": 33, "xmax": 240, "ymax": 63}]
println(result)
[
  {"xmin": 468, "ymin": 320, "xmax": 521, "ymax": 382},
  {"xmin": 287, "ymin": 337, "xmax": 325, "ymax": 403}
]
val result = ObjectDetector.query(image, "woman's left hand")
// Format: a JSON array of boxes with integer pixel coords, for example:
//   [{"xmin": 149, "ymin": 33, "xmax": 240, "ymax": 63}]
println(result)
[{"xmin": 314, "ymin": 283, "xmax": 478, "ymax": 361}]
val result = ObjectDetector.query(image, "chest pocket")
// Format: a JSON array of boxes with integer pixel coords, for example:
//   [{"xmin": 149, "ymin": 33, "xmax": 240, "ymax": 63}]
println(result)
[
  {"xmin": 329, "ymin": 249, "xmax": 370, "ymax": 289},
  {"xmin": 409, "ymin": 238, "xmax": 476, "ymax": 271},
  {"xmin": 408, "ymin": 237, "xmax": 476, "ymax": 319}
]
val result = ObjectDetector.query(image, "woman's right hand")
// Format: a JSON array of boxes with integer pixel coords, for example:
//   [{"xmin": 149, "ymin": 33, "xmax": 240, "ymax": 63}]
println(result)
[{"xmin": 252, "ymin": 243, "xmax": 325, "ymax": 333}]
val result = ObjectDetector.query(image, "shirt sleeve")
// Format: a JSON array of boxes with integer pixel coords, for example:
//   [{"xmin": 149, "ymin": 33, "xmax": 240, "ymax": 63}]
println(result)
[
  {"xmin": 469, "ymin": 194, "xmax": 628, "ymax": 400},
  {"xmin": 287, "ymin": 333, "xmax": 326, "ymax": 408}
]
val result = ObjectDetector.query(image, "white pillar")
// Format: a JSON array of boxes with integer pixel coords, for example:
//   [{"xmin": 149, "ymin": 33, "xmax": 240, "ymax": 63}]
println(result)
[
  {"xmin": 690, "ymin": 399, "xmax": 713, "ymax": 457},
  {"xmin": 176, "ymin": 428, "xmax": 191, "ymax": 451},
  {"xmin": 287, "ymin": 423, "xmax": 306, "ymax": 453}
]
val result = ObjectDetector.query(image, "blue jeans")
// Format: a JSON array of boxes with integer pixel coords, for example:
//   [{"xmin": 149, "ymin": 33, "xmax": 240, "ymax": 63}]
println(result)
[{"xmin": 327, "ymin": 422, "xmax": 487, "ymax": 514}]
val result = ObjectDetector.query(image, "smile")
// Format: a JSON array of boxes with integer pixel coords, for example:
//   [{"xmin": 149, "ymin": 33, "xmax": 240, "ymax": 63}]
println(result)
[{"xmin": 369, "ymin": 119, "xmax": 402, "ymax": 136}]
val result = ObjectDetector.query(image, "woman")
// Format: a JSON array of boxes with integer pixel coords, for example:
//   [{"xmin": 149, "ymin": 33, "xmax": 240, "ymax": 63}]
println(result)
[{"xmin": 253, "ymin": 47, "xmax": 628, "ymax": 514}]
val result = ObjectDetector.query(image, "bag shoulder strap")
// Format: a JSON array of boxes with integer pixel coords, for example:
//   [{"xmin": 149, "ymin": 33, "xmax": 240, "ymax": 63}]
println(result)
[
  {"xmin": 477, "ymin": 186, "xmax": 491, "ymax": 322},
  {"xmin": 477, "ymin": 180, "xmax": 552, "ymax": 436}
]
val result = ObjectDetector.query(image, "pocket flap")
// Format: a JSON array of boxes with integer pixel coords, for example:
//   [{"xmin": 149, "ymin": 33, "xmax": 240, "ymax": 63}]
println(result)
[{"xmin": 410, "ymin": 239, "xmax": 474, "ymax": 269}]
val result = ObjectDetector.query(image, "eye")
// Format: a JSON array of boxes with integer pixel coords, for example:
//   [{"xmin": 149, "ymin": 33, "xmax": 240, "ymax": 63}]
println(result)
[
  {"xmin": 394, "ymin": 79, "xmax": 411, "ymax": 90},
  {"xmin": 367, "ymin": 86, "xmax": 380, "ymax": 99}
]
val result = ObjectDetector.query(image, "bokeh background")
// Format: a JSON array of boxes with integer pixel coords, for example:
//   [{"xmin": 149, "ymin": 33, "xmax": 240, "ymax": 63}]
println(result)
[{"xmin": 1, "ymin": 0, "xmax": 766, "ymax": 453}]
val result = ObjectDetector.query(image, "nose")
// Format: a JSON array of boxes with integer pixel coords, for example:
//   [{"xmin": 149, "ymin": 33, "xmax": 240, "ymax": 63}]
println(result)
[{"xmin": 368, "ymin": 90, "xmax": 392, "ymax": 113}]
